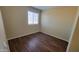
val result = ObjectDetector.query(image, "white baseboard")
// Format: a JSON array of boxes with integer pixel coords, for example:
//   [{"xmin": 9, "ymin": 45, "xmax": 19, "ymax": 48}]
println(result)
[
  {"xmin": 8, "ymin": 34, "xmax": 27, "ymax": 40},
  {"xmin": 8, "ymin": 31, "xmax": 39, "ymax": 40},
  {"xmin": 41, "ymin": 32, "xmax": 69, "ymax": 42},
  {"xmin": 8, "ymin": 31, "xmax": 69, "ymax": 42}
]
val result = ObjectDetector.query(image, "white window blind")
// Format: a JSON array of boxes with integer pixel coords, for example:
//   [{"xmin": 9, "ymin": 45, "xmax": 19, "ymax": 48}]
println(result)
[{"xmin": 28, "ymin": 11, "xmax": 39, "ymax": 25}]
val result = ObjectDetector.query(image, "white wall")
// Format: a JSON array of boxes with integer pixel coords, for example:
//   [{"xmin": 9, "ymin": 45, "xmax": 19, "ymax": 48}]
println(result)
[
  {"xmin": 0, "ymin": 9, "xmax": 9, "ymax": 51},
  {"xmin": 41, "ymin": 7, "xmax": 77, "ymax": 42},
  {"xmin": 1, "ymin": 6, "xmax": 41, "ymax": 40}
]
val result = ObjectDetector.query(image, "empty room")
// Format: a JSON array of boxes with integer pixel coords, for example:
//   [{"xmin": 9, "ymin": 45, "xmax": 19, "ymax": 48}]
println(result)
[{"xmin": 0, "ymin": 6, "xmax": 79, "ymax": 52}]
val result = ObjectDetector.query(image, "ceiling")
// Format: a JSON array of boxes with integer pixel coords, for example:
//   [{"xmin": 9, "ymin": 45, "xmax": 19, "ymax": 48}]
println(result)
[{"xmin": 33, "ymin": 6, "xmax": 54, "ymax": 10}]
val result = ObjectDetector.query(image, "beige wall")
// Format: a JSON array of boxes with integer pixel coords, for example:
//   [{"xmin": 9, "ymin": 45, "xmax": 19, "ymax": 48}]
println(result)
[
  {"xmin": 1, "ymin": 6, "xmax": 41, "ymax": 40},
  {"xmin": 0, "ymin": 9, "xmax": 9, "ymax": 51},
  {"xmin": 68, "ymin": 7, "xmax": 79, "ymax": 52},
  {"xmin": 69, "ymin": 17, "xmax": 79, "ymax": 51},
  {"xmin": 1, "ymin": 6, "xmax": 78, "ymax": 43},
  {"xmin": 41, "ymin": 7, "xmax": 77, "ymax": 42}
]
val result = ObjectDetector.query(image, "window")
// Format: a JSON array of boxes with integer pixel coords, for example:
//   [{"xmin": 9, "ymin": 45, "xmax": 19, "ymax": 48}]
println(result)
[{"xmin": 28, "ymin": 11, "xmax": 39, "ymax": 25}]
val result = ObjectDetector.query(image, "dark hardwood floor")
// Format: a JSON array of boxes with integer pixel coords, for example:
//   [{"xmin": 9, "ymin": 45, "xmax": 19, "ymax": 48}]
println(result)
[{"xmin": 8, "ymin": 32, "xmax": 68, "ymax": 52}]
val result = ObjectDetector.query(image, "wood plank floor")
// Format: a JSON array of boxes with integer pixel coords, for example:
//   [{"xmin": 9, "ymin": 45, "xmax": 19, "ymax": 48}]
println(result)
[{"xmin": 8, "ymin": 32, "xmax": 68, "ymax": 52}]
